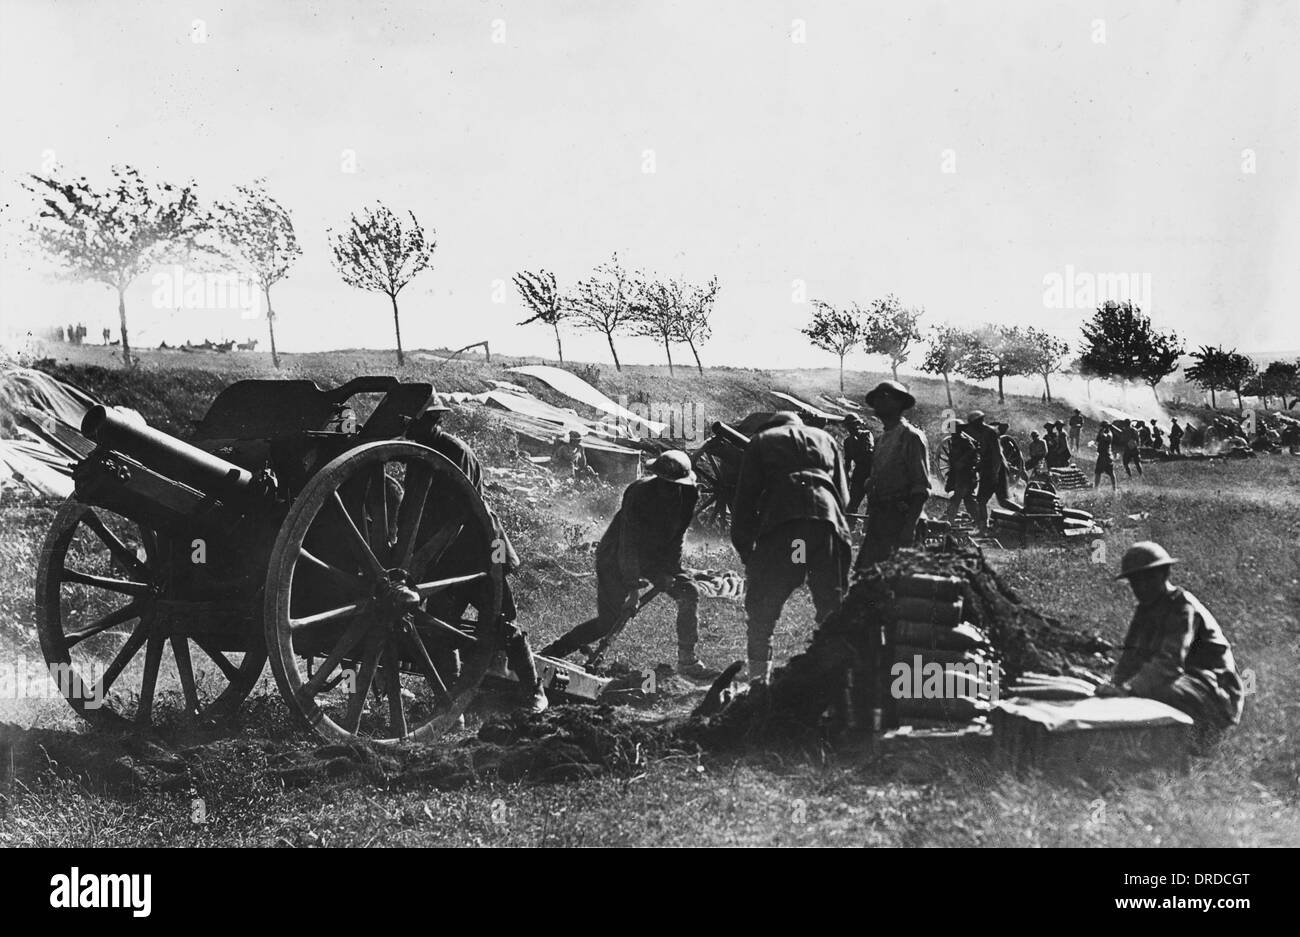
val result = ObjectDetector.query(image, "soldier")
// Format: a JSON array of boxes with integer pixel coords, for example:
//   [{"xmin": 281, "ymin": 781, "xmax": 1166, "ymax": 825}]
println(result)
[
  {"xmin": 943, "ymin": 421, "xmax": 981, "ymax": 524},
  {"xmin": 1119, "ymin": 419, "xmax": 1143, "ymax": 477},
  {"xmin": 841, "ymin": 413, "xmax": 875, "ymax": 521},
  {"xmin": 856, "ymin": 381, "xmax": 930, "ymax": 569},
  {"xmin": 1094, "ymin": 421, "xmax": 1117, "ymax": 490},
  {"xmin": 1149, "ymin": 419, "xmax": 1164, "ymax": 450},
  {"xmin": 1138, "ymin": 421, "xmax": 1153, "ymax": 449},
  {"xmin": 1025, "ymin": 430, "xmax": 1048, "ymax": 473},
  {"xmin": 1049, "ymin": 420, "xmax": 1071, "ymax": 467},
  {"xmin": 1097, "ymin": 542, "xmax": 1243, "ymax": 740},
  {"xmin": 540, "ymin": 452, "xmax": 719, "ymax": 679},
  {"xmin": 550, "ymin": 429, "xmax": 593, "ymax": 480},
  {"xmin": 731, "ymin": 411, "xmax": 850, "ymax": 685},
  {"xmin": 407, "ymin": 403, "xmax": 550, "ymax": 713},
  {"xmin": 1068, "ymin": 409, "xmax": 1085, "ymax": 452},
  {"xmin": 1169, "ymin": 418, "xmax": 1184, "ymax": 455},
  {"xmin": 965, "ymin": 410, "xmax": 1009, "ymax": 528}
]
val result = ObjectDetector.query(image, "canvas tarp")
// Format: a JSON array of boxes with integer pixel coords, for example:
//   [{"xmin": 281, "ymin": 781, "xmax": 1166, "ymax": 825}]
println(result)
[{"xmin": 506, "ymin": 365, "xmax": 666, "ymax": 435}]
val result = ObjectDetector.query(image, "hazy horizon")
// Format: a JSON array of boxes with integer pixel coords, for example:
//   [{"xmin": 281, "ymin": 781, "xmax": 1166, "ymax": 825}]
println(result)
[{"xmin": 2, "ymin": 0, "xmax": 1297, "ymax": 368}]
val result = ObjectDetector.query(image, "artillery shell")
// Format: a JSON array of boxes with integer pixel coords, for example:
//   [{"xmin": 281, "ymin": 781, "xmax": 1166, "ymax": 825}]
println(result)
[{"xmin": 894, "ymin": 573, "xmax": 965, "ymax": 602}]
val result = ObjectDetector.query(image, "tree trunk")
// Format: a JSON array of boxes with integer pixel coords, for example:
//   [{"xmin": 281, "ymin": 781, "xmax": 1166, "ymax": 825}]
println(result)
[
  {"xmin": 1085, "ymin": 378, "xmax": 1092, "ymax": 400},
  {"xmin": 687, "ymin": 337, "xmax": 703, "ymax": 375},
  {"xmin": 265, "ymin": 287, "xmax": 280, "ymax": 369},
  {"xmin": 942, "ymin": 371, "xmax": 953, "ymax": 407},
  {"xmin": 1042, "ymin": 372, "xmax": 1052, "ymax": 403},
  {"xmin": 1210, "ymin": 387, "xmax": 1217, "ymax": 409},
  {"xmin": 891, "ymin": 361, "xmax": 899, "ymax": 381},
  {"xmin": 996, "ymin": 372, "xmax": 1005, "ymax": 403},
  {"xmin": 838, "ymin": 354, "xmax": 845, "ymax": 393},
  {"xmin": 390, "ymin": 293, "xmax": 405, "ymax": 367},
  {"xmin": 663, "ymin": 334, "xmax": 674, "ymax": 376},
  {"xmin": 1151, "ymin": 383, "xmax": 1160, "ymax": 406},
  {"xmin": 605, "ymin": 331, "xmax": 621, "ymax": 371},
  {"xmin": 1235, "ymin": 387, "xmax": 1243, "ymax": 410},
  {"xmin": 116, "ymin": 287, "xmax": 132, "ymax": 367},
  {"xmin": 552, "ymin": 322, "xmax": 564, "ymax": 362}
]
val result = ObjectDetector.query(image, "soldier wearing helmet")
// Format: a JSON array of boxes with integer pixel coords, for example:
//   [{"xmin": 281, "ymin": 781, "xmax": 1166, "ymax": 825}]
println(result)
[
  {"xmin": 841, "ymin": 412, "xmax": 875, "ymax": 522},
  {"xmin": 1096, "ymin": 542, "xmax": 1243, "ymax": 735},
  {"xmin": 540, "ymin": 451, "xmax": 719, "ymax": 680}
]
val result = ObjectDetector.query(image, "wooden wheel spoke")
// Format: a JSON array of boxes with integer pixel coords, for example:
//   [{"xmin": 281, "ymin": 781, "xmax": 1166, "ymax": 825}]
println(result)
[
  {"xmin": 341, "ymin": 633, "xmax": 384, "ymax": 734},
  {"xmin": 330, "ymin": 492, "xmax": 386, "ymax": 580},
  {"xmin": 411, "ymin": 609, "xmax": 477, "ymax": 648},
  {"xmin": 364, "ymin": 465, "xmax": 392, "ymax": 561},
  {"xmin": 136, "ymin": 632, "xmax": 166, "ymax": 724},
  {"xmin": 392, "ymin": 463, "xmax": 433, "ymax": 569},
  {"xmin": 62, "ymin": 568, "xmax": 152, "ymax": 596},
  {"xmin": 195, "ymin": 639, "xmax": 241, "ymax": 682},
  {"xmin": 290, "ymin": 598, "xmax": 372, "ymax": 632},
  {"xmin": 299, "ymin": 615, "xmax": 373, "ymax": 700},
  {"xmin": 399, "ymin": 621, "xmax": 452, "ymax": 706},
  {"xmin": 384, "ymin": 639, "xmax": 407, "ymax": 738},
  {"xmin": 414, "ymin": 571, "xmax": 488, "ymax": 597},
  {"xmin": 91, "ymin": 623, "xmax": 148, "ymax": 702},
  {"xmin": 171, "ymin": 638, "xmax": 200, "ymax": 714},
  {"xmin": 65, "ymin": 600, "xmax": 144, "ymax": 648},
  {"xmin": 83, "ymin": 510, "xmax": 149, "ymax": 578},
  {"xmin": 408, "ymin": 520, "xmax": 465, "ymax": 577},
  {"xmin": 298, "ymin": 548, "xmax": 366, "ymax": 596}
]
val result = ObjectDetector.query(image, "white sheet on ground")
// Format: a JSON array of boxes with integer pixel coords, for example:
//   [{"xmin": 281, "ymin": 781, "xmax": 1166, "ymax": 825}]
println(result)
[{"xmin": 506, "ymin": 365, "xmax": 666, "ymax": 434}]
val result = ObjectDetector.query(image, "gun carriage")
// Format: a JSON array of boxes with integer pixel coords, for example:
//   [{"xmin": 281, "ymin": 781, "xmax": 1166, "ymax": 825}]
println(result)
[{"xmin": 35, "ymin": 377, "xmax": 504, "ymax": 744}]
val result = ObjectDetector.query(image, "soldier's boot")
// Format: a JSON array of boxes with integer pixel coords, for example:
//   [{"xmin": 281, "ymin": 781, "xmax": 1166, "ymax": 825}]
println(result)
[{"xmin": 506, "ymin": 629, "xmax": 549, "ymax": 715}]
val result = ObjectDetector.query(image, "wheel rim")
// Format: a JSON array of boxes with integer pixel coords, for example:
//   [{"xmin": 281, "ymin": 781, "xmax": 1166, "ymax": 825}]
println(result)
[
  {"xmin": 937, "ymin": 435, "xmax": 952, "ymax": 487},
  {"xmin": 264, "ymin": 441, "xmax": 505, "ymax": 745},
  {"xmin": 35, "ymin": 500, "xmax": 266, "ymax": 728}
]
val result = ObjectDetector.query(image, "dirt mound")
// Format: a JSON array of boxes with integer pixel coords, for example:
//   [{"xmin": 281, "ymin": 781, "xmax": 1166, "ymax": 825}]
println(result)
[
  {"xmin": 691, "ymin": 546, "xmax": 1114, "ymax": 746},
  {"xmin": 0, "ymin": 707, "xmax": 698, "ymax": 795}
]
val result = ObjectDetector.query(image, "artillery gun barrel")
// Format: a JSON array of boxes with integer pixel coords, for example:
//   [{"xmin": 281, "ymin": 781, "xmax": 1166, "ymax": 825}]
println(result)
[
  {"xmin": 82, "ymin": 405, "xmax": 255, "ymax": 500},
  {"xmin": 711, "ymin": 421, "xmax": 751, "ymax": 449}
]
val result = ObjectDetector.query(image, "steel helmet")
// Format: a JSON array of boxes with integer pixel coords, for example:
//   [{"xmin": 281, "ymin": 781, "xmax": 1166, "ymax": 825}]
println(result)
[
  {"xmin": 649, "ymin": 450, "xmax": 696, "ymax": 485},
  {"xmin": 1115, "ymin": 541, "xmax": 1179, "ymax": 579}
]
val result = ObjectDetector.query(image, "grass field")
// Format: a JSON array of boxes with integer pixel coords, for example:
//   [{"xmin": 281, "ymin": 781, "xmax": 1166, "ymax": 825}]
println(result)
[{"xmin": 1, "ymin": 346, "xmax": 1298, "ymax": 847}]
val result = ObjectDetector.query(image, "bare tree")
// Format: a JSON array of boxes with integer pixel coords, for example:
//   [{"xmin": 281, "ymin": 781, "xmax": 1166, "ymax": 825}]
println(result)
[
  {"xmin": 675, "ymin": 276, "xmax": 718, "ymax": 375},
  {"xmin": 513, "ymin": 269, "xmax": 568, "ymax": 361},
  {"xmin": 920, "ymin": 325, "xmax": 972, "ymax": 408},
  {"xmin": 213, "ymin": 180, "xmax": 301, "ymax": 368},
  {"xmin": 802, "ymin": 300, "xmax": 866, "ymax": 392},
  {"xmin": 328, "ymin": 203, "xmax": 435, "ymax": 366},
  {"xmin": 1022, "ymin": 327, "xmax": 1071, "ymax": 402},
  {"xmin": 630, "ymin": 276, "xmax": 683, "ymax": 374},
  {"xmin": 24, "ymin": 166, "xmax": 208, "ymax": 367},
  {"xmin": 569, "ymin": 253, "xmax": 635, "ymax": 371}
]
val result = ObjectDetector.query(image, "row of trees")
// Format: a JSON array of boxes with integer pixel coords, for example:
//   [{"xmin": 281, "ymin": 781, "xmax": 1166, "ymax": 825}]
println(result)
[
  {"xmin": 800, "ymin": 294, "xmax": 924, "ymax": 391},
  {"xmin": 24, "ymin": 165, "xmax": 447, "ymax": 369},
  {"xmin": 1186, "ymin": 347, "xmax": 1300, "ymax": 410},
  {"xmin": 513, "ymin": 255, "xmax": 719, "ymax": 375}
]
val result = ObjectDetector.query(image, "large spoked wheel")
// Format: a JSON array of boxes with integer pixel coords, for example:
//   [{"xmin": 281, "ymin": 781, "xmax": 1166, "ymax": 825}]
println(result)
[
  {"xmin": 35, "ymin": 501, "xmax": 266, "ymax": 728},
  {"xmin": 936, "ymin": 434, "xmax": 953, "ymax": 488},
  {"xmin": 264, "ymin": 441, "xmax": 505, "ymax": 746},
  {"xmin": 691, "ymin": 447, "xmax": 733, "ymax": 532}
]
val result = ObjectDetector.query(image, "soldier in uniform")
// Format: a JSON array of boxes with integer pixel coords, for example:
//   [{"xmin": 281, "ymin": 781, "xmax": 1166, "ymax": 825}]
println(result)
[
  {"xmin": 1119, "ymin": 419, "xmax": 1143, "ymax": 477},
  {"xmin": 1094, "ymin": 421, "xmax": 1117, "ymax": 490},
  {"xmin": 550, "ymin": 429, "xmax": 594, "ymax": 479},
  {"xmin": 943, "ymin": 421, "xmax": 981, "ymax": 524},
  {"xmin": 841, "ymin": 413, "xmax": 875, "ymax": 522},
  {"xmin": 408, "ymin": 403, "xmax": 550, "ymax": 713},
  {"xmin": 1168, "ymin": 418, "xmax": 1184, "ymax": 455},
  {"xmin": 731, "ymin": 411, "xmax": 850, "ymax": 685},
  {"xmin": 1068, "ymin": 409, "xmax": 1085, "ymax": 452},
  {"xmin": 965, "ymin": 410, "xmax": 1010, "ymax": 528},
  {"xmin": 1098, "ymin": 542, "xmax": 1243, "ymax": 740},
  {"xmin": 540, "ymin": 451, "xmax": 719, "ymax": 679},
  {"xmin": 1025, "ymin": 430, "xmax": 1048, "ymax": 473},
  {"xmin": 856, "ymin": 381, "xmax": 930, "ymax": 569}
]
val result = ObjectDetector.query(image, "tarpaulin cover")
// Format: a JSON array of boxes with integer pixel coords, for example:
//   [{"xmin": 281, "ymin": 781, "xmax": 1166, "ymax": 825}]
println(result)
[
  {"xmin": 0, "ymin": 438, "xmax": 74, "ymax": 497},
  {"xmin": 992, "ymin": 696, "xmax": 1193, "ymax": 732},
  {"xmin": 506, "ymin": 365, "xmax": 666, "ymax": 434},
  {"xmin": 769, "ymin": 390, "xmax": 841, "ymax": 422}
]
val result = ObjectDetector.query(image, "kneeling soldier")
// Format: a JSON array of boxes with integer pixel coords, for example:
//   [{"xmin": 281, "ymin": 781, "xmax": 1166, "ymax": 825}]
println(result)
[{"xmin": 1097, "ymin": 542, "xmax": 1244, "ymax": 739}]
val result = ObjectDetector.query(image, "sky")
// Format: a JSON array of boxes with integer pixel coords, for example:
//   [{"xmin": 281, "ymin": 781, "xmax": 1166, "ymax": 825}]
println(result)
[{"xmin": 1, "ymin": 0, "xmax": 1297, "ymax": 369}]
